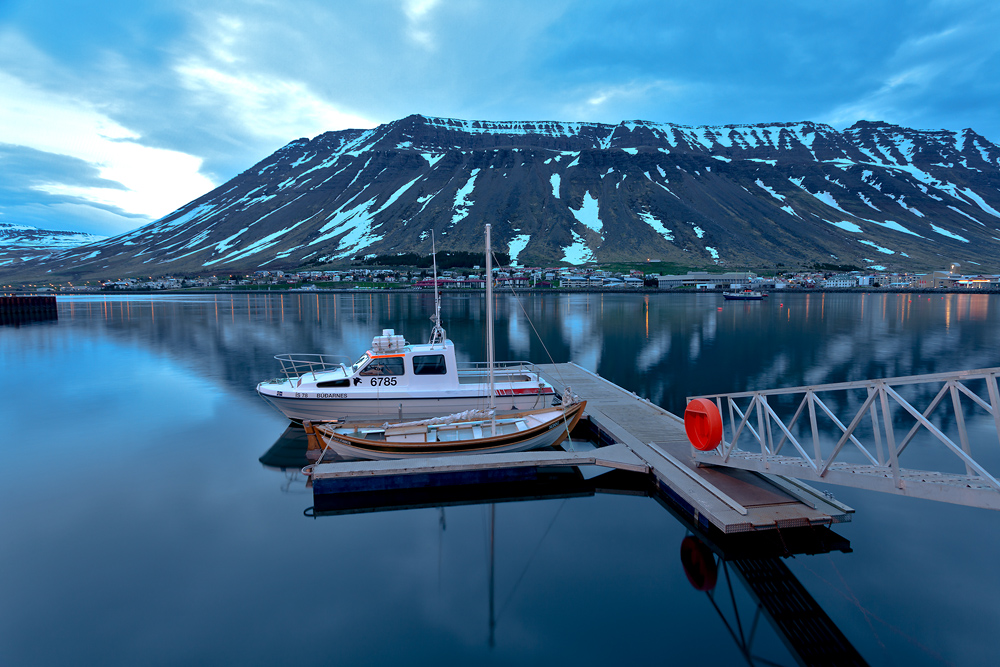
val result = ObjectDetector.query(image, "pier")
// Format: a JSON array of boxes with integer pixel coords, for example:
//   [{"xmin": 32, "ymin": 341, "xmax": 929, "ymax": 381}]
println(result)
[
  {"xmin": 0, "ymin": 295, "xmax": 57, "ymax": 325},
  {"xmin": 308, "ymin": 362, "xmax": 854, "ymax": 535}
]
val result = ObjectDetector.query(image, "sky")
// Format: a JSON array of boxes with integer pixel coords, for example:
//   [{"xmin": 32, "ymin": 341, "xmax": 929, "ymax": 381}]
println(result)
[{"xmin": 1, "ymin": 0, "xmax": 999, "ymax": 238}]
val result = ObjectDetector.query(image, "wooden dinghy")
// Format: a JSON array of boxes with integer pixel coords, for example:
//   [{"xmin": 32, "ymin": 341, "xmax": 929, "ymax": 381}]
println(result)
[{"xmin": 305, "ymin": 400, "xmax": 586, "ymax": 460}]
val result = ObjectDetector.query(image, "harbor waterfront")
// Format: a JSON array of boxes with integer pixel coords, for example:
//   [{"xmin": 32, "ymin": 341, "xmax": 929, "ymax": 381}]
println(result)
[{"xmin": 2, "ymin": 292, "xmax": 999, "ymax": 665}]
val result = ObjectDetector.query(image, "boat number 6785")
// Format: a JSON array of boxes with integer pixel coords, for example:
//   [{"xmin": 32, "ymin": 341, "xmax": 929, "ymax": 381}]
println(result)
[{"xmin": 370, "ymin": 377, "xmax": 397, "ymax": 386}]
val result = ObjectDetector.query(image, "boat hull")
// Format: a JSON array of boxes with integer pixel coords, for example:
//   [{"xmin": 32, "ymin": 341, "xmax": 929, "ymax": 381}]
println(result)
[
  {"xmin": 723, "ymin": 293, "xmax": 764, "ymax": 300},
  {"xmin": 310, "ymin": 401, "xmax": 586, "ymax": 460},
  {"xmin": 257, "ymin": 388, "xmax": 554, "ymax": 422}
]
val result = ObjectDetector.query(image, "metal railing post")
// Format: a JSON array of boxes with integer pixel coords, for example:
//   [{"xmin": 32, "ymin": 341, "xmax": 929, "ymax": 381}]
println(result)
[
  {"xmin": 950, "ymin": 381, "xmax": 975, "ymax": 477},
  {"xmin": 808, "ymin": 390, "xmax": 820, "ymax": 467},
  {"xmin": 878, "ymin": 381, "xmax": 904, "ymax": 490},
  {"xmin": 868, "ymin": 384, "xmax": 885, "ymax": 466},
  {"xmin": 754, "ymin": 394, "xmax": 768, "ymax": 469},
  {"xmin": 988, "ymin": 372, "xmax": 1000, "ymax": 450}
]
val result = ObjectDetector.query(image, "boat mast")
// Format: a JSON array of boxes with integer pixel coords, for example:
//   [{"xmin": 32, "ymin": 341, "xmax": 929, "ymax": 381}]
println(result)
[
  {"xmin": 429, "ymin": 230, "xmax": 446, "ymax": 346},
  {"xmin": 485, "ymin": 224, "xmax": 496, "ymax": 415}
]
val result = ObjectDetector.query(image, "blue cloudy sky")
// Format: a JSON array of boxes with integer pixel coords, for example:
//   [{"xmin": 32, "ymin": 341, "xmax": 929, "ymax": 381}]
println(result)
[{"xmin": 2, "ymin": 0, "xmax": 999, "ymax": 237}]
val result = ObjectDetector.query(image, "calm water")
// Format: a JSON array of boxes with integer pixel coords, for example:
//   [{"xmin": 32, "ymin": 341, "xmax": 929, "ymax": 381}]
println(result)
[{"xmin": 2, "ymin": 291, "xmax": 998, "ymax": 666}]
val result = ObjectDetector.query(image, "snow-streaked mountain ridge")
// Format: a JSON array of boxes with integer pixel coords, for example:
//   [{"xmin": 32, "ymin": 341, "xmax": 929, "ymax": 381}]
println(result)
[{"xmin": 3, "ymin": 114, "xmax": 1000, "ymax": 281}]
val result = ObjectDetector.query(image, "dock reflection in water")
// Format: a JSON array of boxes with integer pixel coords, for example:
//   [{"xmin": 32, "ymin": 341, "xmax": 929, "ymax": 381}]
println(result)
[
  {"xmin": 4, "ymin": 292, "xmax": 997, "ymax": 665},
  {"xmin": 259, "ymin": 424, "xmax": 865, "ymax": 666}
]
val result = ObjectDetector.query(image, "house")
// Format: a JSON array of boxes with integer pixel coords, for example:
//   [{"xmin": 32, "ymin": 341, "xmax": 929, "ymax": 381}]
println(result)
[{"xmin": 824, "ymin": 275, "xmax": 858, "ymax": 288}]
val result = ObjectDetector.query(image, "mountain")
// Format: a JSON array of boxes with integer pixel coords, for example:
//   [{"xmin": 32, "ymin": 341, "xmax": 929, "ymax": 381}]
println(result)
[
  {"xmin": 4, "ymin": 115, "xmax": 1000, "ymax": 282},
  {"xmin": 0, "ymin": 223, "xmax": 106, "ymax": 271}
]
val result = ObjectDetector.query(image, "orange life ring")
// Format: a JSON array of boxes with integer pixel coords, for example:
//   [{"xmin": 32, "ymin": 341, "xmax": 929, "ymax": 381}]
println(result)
[
  {"xmin": 684, "ymin": 398, "xmax": 723, "ymax": 451},
  {"xmin": 680, "ymin": 535, "xmax": 718, "ymax": 591}
]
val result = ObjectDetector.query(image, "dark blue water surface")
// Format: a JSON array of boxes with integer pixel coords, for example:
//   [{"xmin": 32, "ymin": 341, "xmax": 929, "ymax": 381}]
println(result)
[{"xmin": 2, "ymin": 292, "xmax": 998, "ymax": 666}]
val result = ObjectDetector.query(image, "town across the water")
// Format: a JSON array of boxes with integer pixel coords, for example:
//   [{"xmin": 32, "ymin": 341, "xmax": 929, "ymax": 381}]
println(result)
[{"xmin": 17, "ymin": 262, "xmax": 1000, "ymax": 292}]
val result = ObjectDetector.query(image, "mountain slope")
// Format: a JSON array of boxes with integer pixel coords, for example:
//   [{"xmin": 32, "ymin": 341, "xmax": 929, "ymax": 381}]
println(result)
[
  {"xmin": 5, "ymin": 115, "xmax": 1000, "ymax": 281},
  {"xmin": 0, "ymin": 223, "xmax": 107, "ymax": 270}
]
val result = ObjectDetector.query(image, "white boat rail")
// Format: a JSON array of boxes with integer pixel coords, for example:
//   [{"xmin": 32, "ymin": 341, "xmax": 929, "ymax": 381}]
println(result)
[
  {"xmin": 272, "ymin": 353, "xmax": 542, "ymax": 380},
  {"xmin": 457, "ymin": 360, "xmax": 542, "ymax": 376},
  {"xmin": 273, "ymin": 353, "xmax": 352, "ymax": 379},
  {"xmin": 689, "ymin": 367, "xmax": 1000, "ymax": 509}
]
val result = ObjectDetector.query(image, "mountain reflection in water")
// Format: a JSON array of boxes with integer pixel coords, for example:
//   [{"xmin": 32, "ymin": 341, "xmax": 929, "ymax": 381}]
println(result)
[{"xmin": 1, "ymin": 292, "xmax": 996, "ymax": 666}]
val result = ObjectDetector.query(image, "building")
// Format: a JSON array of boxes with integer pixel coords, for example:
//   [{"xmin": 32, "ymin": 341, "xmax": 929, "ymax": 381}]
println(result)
[
  {"xmin": 655, "ymin": 271, "xmax": 755, "ymax": 289},
  {"xmin": 824, "ymin": 275, "xmax": 858, "ymax": 288}
]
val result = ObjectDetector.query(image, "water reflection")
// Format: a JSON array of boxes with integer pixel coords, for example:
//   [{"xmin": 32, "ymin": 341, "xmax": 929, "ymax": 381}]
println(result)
[
  {"xmin": 52, "ymin": 291, "xmax": 1000, "ymax": 421},
  {"xmin": 5, "ymin": 292, "xmax": 998, "ymax": 664},
  {"xmin": 257, "ymin": 422, "xmax": 860, "ymax": 665}
]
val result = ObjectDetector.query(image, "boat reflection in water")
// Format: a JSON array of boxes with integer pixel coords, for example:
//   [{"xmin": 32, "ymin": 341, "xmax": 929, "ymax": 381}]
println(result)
[
  {"xmin": 257, "ymin": 425, "xmax": 312, "ymax": 494},
  {"xmin": 257, "ymin": 424, "xmax": 866, "ymax": 665}
]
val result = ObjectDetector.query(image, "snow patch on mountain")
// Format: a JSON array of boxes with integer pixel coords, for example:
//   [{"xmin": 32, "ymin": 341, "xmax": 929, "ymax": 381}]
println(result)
[
  {"xmin": 570, "ymin": 192, "xmax": 602, "ymax": 234},
  {"xmin": 827, "ymin": 220, "xmax": 863, "ymax": 233},
  {"xmin": 869, "ymin": 219, "xmax": 924, "ymax": 238},
  {"xmin": 451, "ymin": 169, "xmax": 480, "ymax": 226},
  {"xmin": 561, "ymin": 230, "xmax": 594, "ymax": 264},
  {"xmin": 858, "ymin": 193, "xmax": 880, "ymax": 211},
  {"xmin": 930, "ymin": 225, "xmax": 969, "ymax": 242},
  {"xmin": 755, "ymin": 179, "xmax": 785, "ymax": 201},
  {"xmin": 947, "ymin": 206, "xmax": 983, "ymax": 226},
  {"xmin": 508, "ymin": 234, "xmax": 530, "ymax": 265},
  {"xmin": 859, "ymin": 239, "xmax": 894, "ymax": 254},
  {"xmin": 422, "ymin": 153, "xmax": 445, "ymax": 168},
  {"xmin": 895, "ymin": 196, "xmax": 924, "ymax": 217},
  {"xmin": 959, "ymin": 188, "xmax": 1000, "ymax": 218},
  {"xmin": 309, "ymin": 193, "xmax": 379, "ymax": 249},
  {"xmin": 637, "ymin": 211, "xmax": 673, "ymax": 241},
  {"xmin": 204, "ymin": 214, "xmax": 317, "ymax": 267}
]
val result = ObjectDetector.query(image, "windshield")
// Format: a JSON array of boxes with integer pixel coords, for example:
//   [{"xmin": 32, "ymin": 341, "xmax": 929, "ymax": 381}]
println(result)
[{"xmin": 351, "ymin": 353, "xmax": 370, "ymax": 373}]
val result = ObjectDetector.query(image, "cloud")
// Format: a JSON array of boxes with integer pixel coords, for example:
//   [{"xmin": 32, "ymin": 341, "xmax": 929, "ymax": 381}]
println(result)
[
  {"xmin": 174, "ymin": 60, "xmax": 377, "ymax": 144},
  {"xmin": 0, "ymin": 144, "xmax": 150, "ymax": 236},
  {"xmin": 169, "ymin": 9, "xmax": 378, "ymax": 150},
  {"xmin": 818, "ymin": 12, "xmax": 1000, "ymax": 136},
  {"xmin": 0, "ymin": 70, "xmax": 215, "ymax": 234},
  {"xmin": 402, "ymin": 0, "xmax": 441, "ymax": 49},
  {"xmin": 560, "ymin": 79, "xmax": 693, "ymax": 124},
  {"xmin": 3, "ymin": 0, "xmax": 1000, "ymax": 243}
]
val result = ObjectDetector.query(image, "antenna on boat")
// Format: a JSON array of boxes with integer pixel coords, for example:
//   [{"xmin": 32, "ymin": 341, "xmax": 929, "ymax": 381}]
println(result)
[{"xmin": 429, "ymin": 230, "xmax": 446, "ymax": 347}]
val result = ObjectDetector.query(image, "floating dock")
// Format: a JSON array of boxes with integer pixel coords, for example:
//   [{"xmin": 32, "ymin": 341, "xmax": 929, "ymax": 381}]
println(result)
[{"xmin": 309, "ymin": 363, "xmax": 853, "ymax": 535}]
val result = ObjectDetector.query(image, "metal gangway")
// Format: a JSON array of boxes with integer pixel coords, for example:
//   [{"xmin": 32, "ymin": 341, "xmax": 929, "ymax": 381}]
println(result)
[{"xmin": 689, "ymin": 367, "xmax": 1000, "ymax": 510}]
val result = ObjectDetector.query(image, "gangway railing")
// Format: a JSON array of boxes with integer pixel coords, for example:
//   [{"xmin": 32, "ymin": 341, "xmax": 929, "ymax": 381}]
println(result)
[{"xmin": 689, "ymin": 367, "xmax": 1000, "ymax": 510}]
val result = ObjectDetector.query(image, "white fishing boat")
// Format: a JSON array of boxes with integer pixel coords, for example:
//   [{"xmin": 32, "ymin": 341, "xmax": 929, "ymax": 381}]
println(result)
[
  {"xmin": 305, "ymin": 224, "xmax": 585, "ymax": 460},
  {"xmin": 256, "ymin": 231, "xmax": 555, "ymax": 422}
]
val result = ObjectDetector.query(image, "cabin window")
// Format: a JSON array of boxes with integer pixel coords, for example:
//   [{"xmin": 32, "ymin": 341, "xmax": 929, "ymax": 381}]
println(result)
[
  {"xmin": 351, "ymin": 353, "xmax": 370, "ymax": 373},
  {"xmin": 413, "ymin": 354, "xmax": 447, "ymax": 375},
  {"xmin": 360, "ymin": 356, "xmax": 405, "ymax": 376},
  {"xmin": 316, "ymin": 379, "xmax": 350, "ymax": 388}
]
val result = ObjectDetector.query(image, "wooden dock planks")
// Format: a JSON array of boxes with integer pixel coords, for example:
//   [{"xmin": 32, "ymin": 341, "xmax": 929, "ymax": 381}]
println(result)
[
  {"xmin": 535, "ymin": 363, "xmax": 853, "ymax": 533},
  {"xmin": 308, "ymin": 362, "xmax": 853, "ymax": 534}
]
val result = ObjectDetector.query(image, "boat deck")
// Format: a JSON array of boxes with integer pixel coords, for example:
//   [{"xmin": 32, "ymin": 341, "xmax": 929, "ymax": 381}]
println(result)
[{"xmin": 310, "ymin": 363, "xmax": 853, "ymax": 534}]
